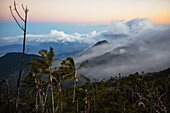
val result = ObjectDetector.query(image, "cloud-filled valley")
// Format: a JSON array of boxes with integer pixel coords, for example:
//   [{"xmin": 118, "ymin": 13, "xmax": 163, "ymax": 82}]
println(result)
[
  {"xmin": 1, "ymin": 18, "xmax": 170, "ymax": 79},
  {"xmin": 75, "ymin": 19, "xmax": 170, "ymax": 79}
]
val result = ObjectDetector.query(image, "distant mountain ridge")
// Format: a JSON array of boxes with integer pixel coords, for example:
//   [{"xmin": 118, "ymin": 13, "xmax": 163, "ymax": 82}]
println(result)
[
  {"xmin": 55, "ymin": 50, "xmax": 83, "ymax": 59},
  {"xmin": 75, "ymin": 37, "xmax": 170, "ymax": 79},
  {"xmin": 92, "ymin": 40, "xmax": 109, "ymax": 47},
  {"xmin": 0, "ymin": 53, "xmax": 41, "ymax": 89},
  {"xmin": 0, "ymin": 44, "xmax": 38, "ymax": 57},
  {"xmin": 0, "ymin": 42, "xmax": 90, "ymax": 59},
  {"xmin": 78, "ymin": 40, "xmax": 110, "ymax": 57}
]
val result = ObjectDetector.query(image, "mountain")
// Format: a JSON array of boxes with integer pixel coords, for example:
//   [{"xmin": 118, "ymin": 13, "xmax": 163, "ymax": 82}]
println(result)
[
  {"xmin": 75, "ymin": 37, "xmax": 170, "ymax": 79},
  {"xmin": 92, "ymin": 40, "xmax": 109, "ymax": 47},
  {"xmin": 0, "ymin": 42, "xmax": 90, "ymax": 59},
  {"xmin": 55, "ymin": 50, "xmax": 83, "ymax": 59},
  {"xmin": 0, "ymin": 44, "xmax": 39, "ymax": 57},
  {"xmin": 0, "ymin": 53, "xmax": 41, "ymax": 90},
  {"xmin": 0, "ymin": 52, "xmax": 84, "ymax": 92},
  {"xmin": 77, "ymin": 40, "xmax": 111, "ymax": 62}
]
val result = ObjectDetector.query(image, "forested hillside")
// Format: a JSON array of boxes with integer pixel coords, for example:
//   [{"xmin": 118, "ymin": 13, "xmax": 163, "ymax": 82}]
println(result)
[
  {"xmin": 0, "ymin": 53, "xmax": 41, "ymax": 90},
  {"xmin": 0, "ymin": 48, "xmax": 169, "ymax": 113}
]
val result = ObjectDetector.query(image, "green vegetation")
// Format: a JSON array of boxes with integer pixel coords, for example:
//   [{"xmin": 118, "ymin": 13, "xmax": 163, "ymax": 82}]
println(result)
[{"xmin": 0, "ymin": 47, "xmax": 169, "ymax": 113}]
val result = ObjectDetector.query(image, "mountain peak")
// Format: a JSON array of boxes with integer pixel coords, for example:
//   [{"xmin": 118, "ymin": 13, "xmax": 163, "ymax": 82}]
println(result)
[{"xmin": 93, "ymin": 40, "xmax": 109, "ymax": 47}]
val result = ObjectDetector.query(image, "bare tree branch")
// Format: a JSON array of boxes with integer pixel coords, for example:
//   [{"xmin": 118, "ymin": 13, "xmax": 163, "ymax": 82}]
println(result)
[
  {"xmin": 9, "ymin": 6, "xmax": 24, "ymax": 31},
  {"xmin": 21, "ymin": 4, "xmax": 25, "ymax": 11},
  {"xmin": 14, "ymin": 1, "xmax": 25, "ymax": 22},
  {"xmin": 9, "ymin": 1, "xmax": 29, "ymax": 112}
]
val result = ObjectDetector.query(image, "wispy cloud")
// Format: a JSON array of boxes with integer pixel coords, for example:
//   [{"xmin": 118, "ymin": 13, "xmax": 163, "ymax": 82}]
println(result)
[
  {"xmin": 0, "ymin": 18, "xmax": 153, "ymax": 45},
  {"xmin": 76, "ymin": 23, "xmax": 170, "ymax": 79}
]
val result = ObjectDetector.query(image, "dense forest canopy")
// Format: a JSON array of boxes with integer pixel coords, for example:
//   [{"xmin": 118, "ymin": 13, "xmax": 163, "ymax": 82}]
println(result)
[{"xmin": 0, "ymin": 47, "xmax": 169, "ymax": 113}]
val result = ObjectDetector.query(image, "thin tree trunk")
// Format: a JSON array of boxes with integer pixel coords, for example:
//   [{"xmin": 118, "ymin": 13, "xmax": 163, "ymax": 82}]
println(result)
[
  {"xmin": 73, "ymin": 71, "xmax": 78, "ymax": 113},
  {"xmin": 42, "ymin": 84, "xmax": 50, "ymax": 113},
  {"xmin": 36, "ymin": 82, "xmax": 39, "ymax": 111},
  {"xmin": 16, "ymin": 8, "xmax": 27, "ymax": 113},
  {"xmin": 85, "ymin": 97, "xmax": 87, "ymax": 113},
  {"xmin": 38, "ymin": 88, "xmax": 42, "ymax": 108},
  {"xmin": 49, "ymin": 68, "xmax": 55, "ymax": 113},
  {"xmin": 73, "ymin": 84, "xmax": 76, "ymax": 103},
  {"xmin": 59, "ymin": 75, "xmax": 63, "ymax": 112},
  {"xmin": 87, "ymin": 99, "xmax": 90, "ymax": 113},
  {"xmin": 51, "ymin": 84, "xmax": 54, "ymax": 113},
  {"xmin": 36, "ymin": 91, "xmax": 39, "ymax": 111},
  {"xmin": 55, "ymin": 98, "xmax": 60, "ymax": 112}
]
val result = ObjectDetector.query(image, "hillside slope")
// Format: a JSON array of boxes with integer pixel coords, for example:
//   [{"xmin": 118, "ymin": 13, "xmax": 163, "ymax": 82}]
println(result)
[
  {"xmin": 0, "ymin": 53, "xmax": 41, "ymax": 89},
  {"xmin": 75, "ymin": 32, "xmax": 170, "ymax": 79}
]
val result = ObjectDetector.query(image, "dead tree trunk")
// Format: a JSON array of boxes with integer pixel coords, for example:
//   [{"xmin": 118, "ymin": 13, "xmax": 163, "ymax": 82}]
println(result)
[{"xmin": 9, "ymin": 1, "xmax": 28, "ymax": 113}]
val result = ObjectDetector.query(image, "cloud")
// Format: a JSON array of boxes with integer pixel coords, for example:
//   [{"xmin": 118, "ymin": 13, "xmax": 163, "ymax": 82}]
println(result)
[
  {"xmin": 0, "ymin": 18, "xmax": 153, "ymax": 45},
  {"xmin": 74, "ymin": 18, "xmax": 154, "ymax": 63},
  {"xmin": 101, "ymin": 18, "xmax": 153, "ymax": 36},
  {"xmin": 76, "ymin": 26, "xmax": 170, "ymax": 79},
  {"xmin": 107, "ymin": 20, "xmax": 129, "ymax": 35},
  {"xmin": 1, "ymin": 17, "xmax": 170, "ymax": 79},
  {"xmin": 0, "ymin": 30, "xmax": 98, "ymax": 45},
  {"xmin": 126, "ymin": 18, "xmax": 153, "ymax": 33}
]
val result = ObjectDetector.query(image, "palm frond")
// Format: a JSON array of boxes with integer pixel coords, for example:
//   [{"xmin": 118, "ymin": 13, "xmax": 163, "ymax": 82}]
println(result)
[
  {"xmin": 27, "ymin": 59, "xmax": 48, "ymax": 70},
  {"xmin": 61, "ymin": 75, "xmax": 74, "ymax": 82},
  {"xmin": 79, "ymin": 74, "xmax": 90, "ymax": 83},
  {"xmin": 77, "ymin": 60, "xmax": 88, "ymax": 70},
  {"xmin": 52, "ymin": 76, "xmax": 59, "ymax": 83},
  {"xmin": 39, "ymin": 49, "xmax": 48, "ymax": 58},
  {"xmin": 66, "ymin": 57, "xmax": 75, "ymax": 68},
  {"xmin": 49, "ymin": 47, "xmax": 55, "ymax": 63},
  {"xmin": 62, "ymin": 71, "xmax": 74, "ymax": 80}
]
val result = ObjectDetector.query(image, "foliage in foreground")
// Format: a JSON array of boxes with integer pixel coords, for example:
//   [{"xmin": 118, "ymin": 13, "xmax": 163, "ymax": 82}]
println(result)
[
  {"xmin": 0, "ymin": 47, "xmax": 169, "ymax": 113},
  {"xmin": 1, "ymin": 68, "xmax": 170, "ymax": 113}
]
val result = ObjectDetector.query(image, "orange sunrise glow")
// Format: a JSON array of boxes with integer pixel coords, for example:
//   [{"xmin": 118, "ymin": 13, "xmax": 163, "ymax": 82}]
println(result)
[{"xmin": 0, "ymin": 0, "xmax": 170, "ymax": 24}]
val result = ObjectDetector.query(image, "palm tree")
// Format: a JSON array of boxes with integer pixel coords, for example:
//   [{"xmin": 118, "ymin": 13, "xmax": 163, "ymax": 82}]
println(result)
[
  {"xmin": 52, "ymin": 70, "xmax": 63, "ymax": 112},
  {"xmin": 52, "ymin": 59, "xmax": 80, "ymax": 112},
  {"xmin": 22, "ymin": 65, "xmax": 43, "ymax": 111},
  {"xmin": 79, "ymin": 74, "xmax": 90, "ymax": 113},
  {"xmin": 59, "ymin": 57, "xmax": 88, "ymax": 112},
  {"xmin": 53, "ymin": 58, "xmax": 75, "ymax": 112},
  {"xmin": 27, "ymin": 47, "xmax": 55, "ymax": 113}
]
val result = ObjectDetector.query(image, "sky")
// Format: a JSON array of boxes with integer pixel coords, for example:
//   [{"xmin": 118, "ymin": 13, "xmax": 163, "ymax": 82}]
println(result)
[
  {"xmin": 0, "ymin": 0, "xmax": 170, "ymax": 24},
  {"xmin": 0, "ymin": 0, "xmax": 170, "ymax": 75}
]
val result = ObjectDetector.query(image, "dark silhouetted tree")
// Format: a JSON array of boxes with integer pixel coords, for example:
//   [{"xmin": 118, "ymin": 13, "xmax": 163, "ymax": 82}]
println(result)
[{"xmin": 9, "ymin": 1, "xmax": 28, "ymax": 112}]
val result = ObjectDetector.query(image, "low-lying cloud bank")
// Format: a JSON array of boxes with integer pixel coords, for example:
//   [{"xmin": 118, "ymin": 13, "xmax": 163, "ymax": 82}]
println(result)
[
  {"xmin": 0, "ymin": 18, "xmax": 153, "ymax": 45},
  {"xmin": 75, "ymin": 20, "xmax": 170, "ymax": 79},
  {"xmin": 1, "ymin": 18, "xmax": 170, "ymax": 79}
]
